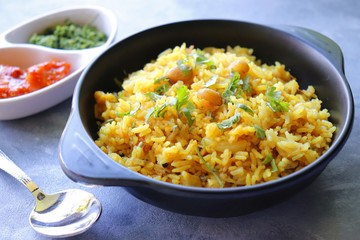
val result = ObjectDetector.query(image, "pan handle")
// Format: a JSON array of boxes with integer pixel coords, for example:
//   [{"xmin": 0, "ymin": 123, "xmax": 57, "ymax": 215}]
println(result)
[
  {"xmin": 58, "ymin": 111, "xmax": 150, "ymax": 187},
  {"xmin": 275, "ymin": 25, "xmax": 345, "ymax": 73}
]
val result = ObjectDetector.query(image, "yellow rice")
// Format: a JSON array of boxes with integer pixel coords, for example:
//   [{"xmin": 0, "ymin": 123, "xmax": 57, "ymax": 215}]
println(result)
[{"xmin": 94, "ymin": 43, "xmax": 336, "ymax": 188}]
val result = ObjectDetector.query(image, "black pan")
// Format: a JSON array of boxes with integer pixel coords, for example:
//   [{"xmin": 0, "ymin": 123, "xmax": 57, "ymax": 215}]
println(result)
[{"xmin": 59, "ymin": 20, "xmax": 354, "ymax": 217}]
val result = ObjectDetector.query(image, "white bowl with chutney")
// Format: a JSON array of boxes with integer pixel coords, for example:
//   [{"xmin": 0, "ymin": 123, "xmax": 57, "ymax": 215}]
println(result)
[{"xmin": 0, "ymin": 5, "xmax": 117, "ymax": 120}]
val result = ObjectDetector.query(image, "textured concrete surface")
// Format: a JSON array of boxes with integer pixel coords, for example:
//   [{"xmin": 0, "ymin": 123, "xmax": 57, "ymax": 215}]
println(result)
[{"xmin": 0, "ymin": 0, "xmax": 359, "ymax": 239}]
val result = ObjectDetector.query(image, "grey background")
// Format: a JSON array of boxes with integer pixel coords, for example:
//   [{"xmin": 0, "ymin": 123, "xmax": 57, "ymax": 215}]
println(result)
[{"xmin": 0, "ymin": 0, "xmax": 359, "ymax": 239}]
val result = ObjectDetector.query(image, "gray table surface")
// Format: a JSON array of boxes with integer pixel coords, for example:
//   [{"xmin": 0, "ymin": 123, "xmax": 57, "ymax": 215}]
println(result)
[{"xmin": 0, "ymin": 0, "xmax": 359, "ymax": 239}]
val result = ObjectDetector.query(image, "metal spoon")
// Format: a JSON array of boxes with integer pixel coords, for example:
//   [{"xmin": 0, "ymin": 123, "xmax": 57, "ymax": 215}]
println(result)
[{"xmin": 0, "ymin": 149, "xmax": 102, "ymax": 238}]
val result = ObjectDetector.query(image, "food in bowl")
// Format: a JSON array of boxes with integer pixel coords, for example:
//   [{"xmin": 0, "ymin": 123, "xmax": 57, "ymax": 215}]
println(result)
[
  {"xmin": 28, "ymin": 20, "xmax": 107, "ymax": 50},
  {"xmin": 94, "ymin": 43, "xmax": 336, "ymax": 188},
  {"xmin": 0, "ymin": 60, "xmax": 70, "ymax": 98}
]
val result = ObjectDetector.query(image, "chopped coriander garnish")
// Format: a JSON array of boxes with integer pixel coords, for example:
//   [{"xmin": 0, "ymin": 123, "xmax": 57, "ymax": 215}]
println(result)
[
  {"xmin": 201, "ymin": 138, "xmax": 207, "ymax": 148},
  {"xmin": 117, "ymin": 111, "xmax": 130, "ymax": 117},
  {"xmin": 222, "ymin": 72, "xmax": 241, "ymax": 102},
  {"xmin": 195, "ymin": 146, "xmax": 224, "ymax": 188},
  {"xmin": 154, "ymin": 76, "xmax": 170, "ymax": 94},
  {"xmin": 154, "ymin": 76, "xmax": 169, "ymax": 84},
  {"xmin": 175, "ymin": 85, "xmax": 190, "ymax": 111},
  {"xmin": 100, "ymin": 118, "xmax": 114, "ymax": 126},
  {"xmin": 263, "ymin": 153, "xmax": 278, "ymax": 172},
  {"xmin": 145, "ymin": 103, "xmax": 167, "ymax": 122},
  {"xmin": 263, "ymin": 154, "xmax": 273, "ymax": 164},
  {"xmin": 254, "ymin": 125, "xmax": 266, "ymax": 139},
  {"xmin": 117, "ymin": 103, "xmax": 141, "ymax": 117},
  {"xmin": 155, "ymin": 84, "xmax": 170, "ymax": 95},
  {"xmin": 270, "ymin": 158, "xmax": 278, "ymax": 172},
  {"xmin": 145, "ymin": 92, "xmax": 163, "ymax": 101},
  {"xmin": 176, "ymin": 59, "xmax": 192, "ymax": 76},
  {"xmin": 217, "ymin": 112, "xmax": 241, "ymax": 129},
  {"xmin": 182, "ymin": 102, "xmax": 195, "ymax": 126},
  {"xmin": 242, "ymin": 75, "xmax": 252, "ymax": 94},
  {"xmin": 192, "ymin": 50, "xmax": 216, "ymax": 69},
  {"xmin": 153, "ymin": 103, "xmax": 167, "ymax": 117},
  {"xmin": 174, "ymin": 85, "xmax": 195, "ymax": 126},
  {"xmin": 266, "ymin": 86, "xmax": 289, "ymax": 112},
  {"xmin": 236, "ymin": 103, "xmax": 254, "ymax": 115}
]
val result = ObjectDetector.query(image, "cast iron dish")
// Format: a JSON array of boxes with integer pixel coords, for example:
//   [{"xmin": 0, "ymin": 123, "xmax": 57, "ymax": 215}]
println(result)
[{"xmin": 59, "ymin": 20, "xmax": 354, "ymax": 217}]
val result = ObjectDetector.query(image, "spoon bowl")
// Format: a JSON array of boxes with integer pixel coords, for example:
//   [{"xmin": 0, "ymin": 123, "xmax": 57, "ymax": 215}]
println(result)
[
  {"xmin": 30, "ymin": 189, "xmax": 102, "ymax": 238},
  {"xmin": 0, "ymin": 149, "xmax": 102, "ymax": 238}
]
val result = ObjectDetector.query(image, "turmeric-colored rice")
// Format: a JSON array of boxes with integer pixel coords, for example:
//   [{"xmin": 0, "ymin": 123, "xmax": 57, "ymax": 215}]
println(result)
[{"xmin": 94, "ymin": 43, "xmax": 336, "ymax": 188}]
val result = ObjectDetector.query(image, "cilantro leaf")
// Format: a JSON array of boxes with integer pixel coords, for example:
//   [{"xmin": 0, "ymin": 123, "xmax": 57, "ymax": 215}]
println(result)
[
  {"xmin": 117, "ymin": 103, "xmax": 141, "ymax": 117},
  {"xmin": 155, "ymin": 84, "xmax": 170, "ymax": 95},
  {"xmin": 174, "ymin": 85, "xmax": 195, "ymax": 126},
  {"xmin": 236, "ymin": 103, "xmax": 254, "ymax": 115},
  {"xmin": 175, "ymin": 85, "xmax": 190, "ymax": 111},
  {"xmin": 176, "ymin": 59, "xmax": 192, "ymax": 76},
  {"xmin": 266, "ymin": 86, "xmax": 289, "ymax": 112},
  {"xmin": 263, "ymin": 154, "xmax": 273, "ymax": 164},
  {"xmin": 217, "ymin": 112, "xmax": 241, "ymax": 129},
  {"xmin": 270, "ymin": 158, "xmax": 278, "ymax": 172},
  {"xmin": 145, "ymin": 92, "xmax": 163, "ymax": 101},
  {"xmin": 192, "ymin": 50, "xmax": 216, "ymax": 69},
  {"xmin": 182, "ymin": 102, "xmax": 195, "ymax": 127},
  {"xmin": 154, "ymin": 104, "xmax": 167, "ymax": 117},
  {"xmin": 242, "ymin": 75, "xmax": 252, "ymax": 94},
  {"xmin": 144, "ymin": 103, "xmax": 167, "ymax": 122},
  {"xmin": 154, "ymin": 76, "xmax": 169, "ymax": 84},
  {"xmin": 154, "ymin": 76, "xmax": 170, "ymax": 94},
  {"xmin": 263, "ymin": 153, "xmax": 278, "ymax": 172},
  {"xmin": 222, "ymin": 72, "xmax": 241, "ymax": 102},
  {"xmin": 195, "ymin": 146, "xmax": 223, "ymax": 188},
  {"xmin": 254, "ymin": 125, "xmax": 266, "ymax": 139}
]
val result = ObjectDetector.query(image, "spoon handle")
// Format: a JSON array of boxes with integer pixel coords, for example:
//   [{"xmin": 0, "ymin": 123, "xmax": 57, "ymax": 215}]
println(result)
[{"xmin": 0, "ymin": 149, "xmax": 40, "ymax": 194}]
